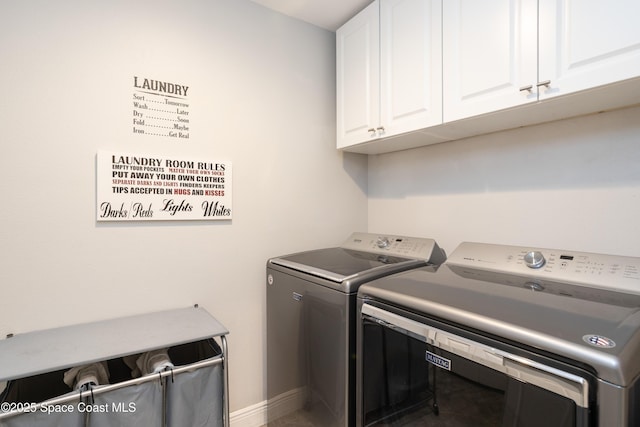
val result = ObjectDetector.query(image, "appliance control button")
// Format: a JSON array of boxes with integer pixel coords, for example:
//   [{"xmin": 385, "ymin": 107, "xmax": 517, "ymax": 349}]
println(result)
[
  {"xmin": 376, "ymin": 237, "xmax": 390, "ymax": 249},
  {"xmin": 524, "ymin": 251, "xmax": 546, "ymax": 269}
]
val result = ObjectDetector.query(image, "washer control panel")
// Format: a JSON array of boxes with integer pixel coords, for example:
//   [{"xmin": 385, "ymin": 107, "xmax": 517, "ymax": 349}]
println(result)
[
  {"xmin": 341, "ymin": 232, "xmax": 446, "ymax": 264},
  {"xmin": 447, "ymin": 242, "xmax": 640, "ymax": 294}
]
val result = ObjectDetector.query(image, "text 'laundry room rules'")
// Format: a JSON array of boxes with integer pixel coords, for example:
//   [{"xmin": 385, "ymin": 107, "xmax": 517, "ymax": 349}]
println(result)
[{"xmin": 96, "ymin": 151, "xmax": 232, "ymax": 221}]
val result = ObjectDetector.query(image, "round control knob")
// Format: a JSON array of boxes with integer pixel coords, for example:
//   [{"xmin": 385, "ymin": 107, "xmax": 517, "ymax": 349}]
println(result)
[
  {"xmin": 523, "ymin": 251, "xmax": 546, "ymax": 269},
  {"xmin": 376, "ymin": 237, "xmax": 390, "ymax": 249}
]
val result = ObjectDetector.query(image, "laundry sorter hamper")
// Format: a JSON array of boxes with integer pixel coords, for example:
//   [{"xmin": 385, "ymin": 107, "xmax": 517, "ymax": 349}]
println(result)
[{"xmin": 0, "ymin": 306, "xmax": 229, "ymax": 427}]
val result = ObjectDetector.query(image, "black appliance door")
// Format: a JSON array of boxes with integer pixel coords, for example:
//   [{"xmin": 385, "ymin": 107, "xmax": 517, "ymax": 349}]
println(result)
[{"xmin": 359, "ymin": 304, "xmax": 594, "ymax": 427}]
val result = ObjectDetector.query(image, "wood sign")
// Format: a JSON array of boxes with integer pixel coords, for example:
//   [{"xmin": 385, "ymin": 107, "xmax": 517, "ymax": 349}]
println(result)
[{"xmin": 97, "ymin": 151, "xmax": 232, "ymax": 221}]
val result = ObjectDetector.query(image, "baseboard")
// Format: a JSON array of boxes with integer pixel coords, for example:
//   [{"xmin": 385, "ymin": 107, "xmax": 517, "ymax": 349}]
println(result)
[
  {"xmin": 230, "ymin": 387, "xmax": 306, "ymax": 427},
  {"xmin": 230, "ymin": 399, "xmax": 268, "ymax": 427}
]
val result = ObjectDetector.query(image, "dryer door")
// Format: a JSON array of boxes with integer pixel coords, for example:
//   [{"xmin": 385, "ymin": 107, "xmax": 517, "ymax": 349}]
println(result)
[{"xmin": 359, "ymin": 304, "xmax": 594, "ymax": 427}]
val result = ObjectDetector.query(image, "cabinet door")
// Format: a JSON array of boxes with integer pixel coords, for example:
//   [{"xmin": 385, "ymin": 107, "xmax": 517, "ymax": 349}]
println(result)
[
  {"xmin": 443, "ymin": 0, "xmax": 537, "ymax": 122},
  {"xmin": 539, "ymin": 0, "xmax": 640, "ymax": 100},
  {"xmin": 380, "ymin": 0, "xmax": 442, "ymax": 138},
  {"xmin": 336, "ymin": 1, "xmax": 380, "ymax": 149}
]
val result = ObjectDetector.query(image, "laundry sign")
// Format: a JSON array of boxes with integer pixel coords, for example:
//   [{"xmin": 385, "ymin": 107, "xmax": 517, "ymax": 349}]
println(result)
[
  {"xmin": 132, "ymin": 76, "xmax": 190, "ymax": 139},
  {"xmin": 97, "ymin": 150, "xmax": 232, "ymax": 221}
]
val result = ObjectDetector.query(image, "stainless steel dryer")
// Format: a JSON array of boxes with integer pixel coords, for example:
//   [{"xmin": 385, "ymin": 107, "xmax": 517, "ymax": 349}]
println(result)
[
  {"xmin": 357, "ymin": 242, "xmax": 640, "ymax": 427},
  {"xmin": 266, "ymin": 232, "xmax": 446, "ymax": 427}
]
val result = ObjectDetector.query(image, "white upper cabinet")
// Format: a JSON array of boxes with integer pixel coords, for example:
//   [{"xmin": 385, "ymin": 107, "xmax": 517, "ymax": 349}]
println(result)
[
  {"xmin": 443, "ymin": 0, "xmax": 538, "ymax": 122},
  {"xmin": 444, "ymin": 0, "xmax": 640, "ymax": 122},
  {"xmin": 336, "ymin": 1, "xmax": 380, "ymax": 149},
  {"xmin": 379, "ymin": 0, "xmax": 442, "ymax": 139},
  {"xmin": 339, "ymin": 0, "xmax": 640, "ymax": 154},
  {"xmin": 538, "ymin": 0, "xmax": 640, "ymax": 100},
  {"xmin": 337, "ymin": 0, "xmax": 442, "ymax": 149}
]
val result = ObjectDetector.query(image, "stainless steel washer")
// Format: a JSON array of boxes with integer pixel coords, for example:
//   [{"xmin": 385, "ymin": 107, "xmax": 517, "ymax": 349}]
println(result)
[
  {"xmin": 266, "ymin": 232, "xmax": 445, "ymax": 427},
  {"xmin": 357, "ymin": 242, "xmax": 640, "ymax": 426}
]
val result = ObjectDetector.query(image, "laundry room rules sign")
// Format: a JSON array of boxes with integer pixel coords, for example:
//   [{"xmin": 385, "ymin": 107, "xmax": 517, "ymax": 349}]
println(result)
[{"xmin": 97, "ymin": 151, "xmax": 232, "ymax": 221}]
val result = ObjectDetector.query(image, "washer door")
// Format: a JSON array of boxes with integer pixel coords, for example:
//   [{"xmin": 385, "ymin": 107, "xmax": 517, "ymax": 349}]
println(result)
[{"xmin": 270, "ymin": 248, "xmax": 418, "ymax": 284}]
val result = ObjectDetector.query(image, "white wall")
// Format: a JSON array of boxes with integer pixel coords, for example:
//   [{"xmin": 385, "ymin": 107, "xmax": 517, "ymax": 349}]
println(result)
[
  {"xmin": 369, "ymin": 105, "xmax": 640, "ymax": 258},
  {"xmin": 0, "ymin": 0, "xmax": 368, "ymax": 417},
  {"xmin": 5, "ymin": 0, "xmax": 638, "ymax": 422}
]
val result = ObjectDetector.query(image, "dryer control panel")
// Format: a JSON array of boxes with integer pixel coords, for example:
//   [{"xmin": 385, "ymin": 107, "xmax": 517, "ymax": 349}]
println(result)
[
  {"xmin": 341, "ymin": 232, "xmax": 446, "ymax": 264},
  {"xmin": 447, "ymin": 242, "xmax": 640, "ymax": 295}
]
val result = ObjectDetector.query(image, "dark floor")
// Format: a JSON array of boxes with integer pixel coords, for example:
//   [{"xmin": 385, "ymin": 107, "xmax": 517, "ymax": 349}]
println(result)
[
  {"xmin": 266, "ymin": 409, "xmax": 322, "ymax": 427},
  {"xmin": 266, "ymin": 371, "xmax": 504, "ymax": 426}
]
